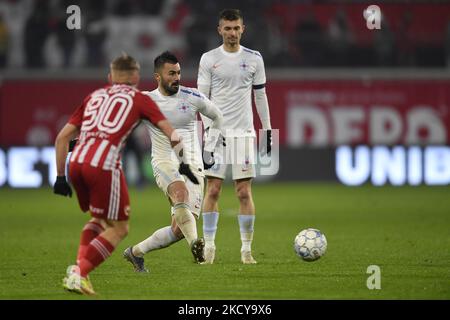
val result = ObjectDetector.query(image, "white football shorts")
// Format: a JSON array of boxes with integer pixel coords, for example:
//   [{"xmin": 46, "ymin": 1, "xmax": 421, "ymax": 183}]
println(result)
[
  {"xmin": 204, "ymin": 136, "xmax": 256, "ymax": 180},
  {"xmin": 152, "ymin": 160, "xmax": 204, "ymax": 217}
]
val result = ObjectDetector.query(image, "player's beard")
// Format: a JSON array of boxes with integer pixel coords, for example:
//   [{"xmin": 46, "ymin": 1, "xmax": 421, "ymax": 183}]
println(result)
[
  {"xmin": 162, "ymin": 80, "xmax": 179, "ymax": 95},
  {"xmin": 227, "ymin": 36, "xmax": 239, "ymax": 47}
]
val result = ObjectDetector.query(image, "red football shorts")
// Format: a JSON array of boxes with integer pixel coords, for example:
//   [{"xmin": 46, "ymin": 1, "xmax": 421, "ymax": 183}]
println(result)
[{"xmin": 69, "ymin": 162, "xmax": 130, "ymax": 221}]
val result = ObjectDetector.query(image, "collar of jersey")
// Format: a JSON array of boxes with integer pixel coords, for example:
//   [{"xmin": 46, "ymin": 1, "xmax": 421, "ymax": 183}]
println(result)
[{"xmin": 220, "ymin": 45, "xmax": 243, "ymax": 57}]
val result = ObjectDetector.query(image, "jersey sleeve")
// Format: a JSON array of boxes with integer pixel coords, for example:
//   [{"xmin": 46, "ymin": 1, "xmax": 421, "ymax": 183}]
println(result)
[
  {"xmin": 197, "ymin": 53, "xmax": 211, "ymax": 87},
  {"xmin": 191, "ymin": 89, "xmax": 222, "ymax": 130},
  {"xmin": 253, "ymin": 54, "xmax": 267, "ymax": 88},
  {"xmin": 137, "ymin": 93, "xmax": 166, "ymax": 125}
]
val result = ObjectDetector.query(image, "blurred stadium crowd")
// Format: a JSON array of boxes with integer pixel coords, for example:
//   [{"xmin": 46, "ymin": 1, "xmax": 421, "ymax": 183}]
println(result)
[{"xmin": 0, "ymin": 0, "xmax": 450, "ymax": 70}]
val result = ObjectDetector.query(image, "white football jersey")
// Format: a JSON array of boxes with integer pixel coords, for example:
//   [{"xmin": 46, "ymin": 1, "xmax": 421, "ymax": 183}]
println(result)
[
  {"xmin": 198, "ymin": 45, "xmax": 266, "ymax": 137},
  {"xmin": 143, "ymin": 86, "xmax": 221, "ymax": 169}
]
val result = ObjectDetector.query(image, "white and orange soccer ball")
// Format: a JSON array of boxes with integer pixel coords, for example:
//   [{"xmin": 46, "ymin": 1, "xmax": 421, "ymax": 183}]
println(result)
[{"xmin": 294, "ymin": 228, "xmax": 327, "ymax": 261}]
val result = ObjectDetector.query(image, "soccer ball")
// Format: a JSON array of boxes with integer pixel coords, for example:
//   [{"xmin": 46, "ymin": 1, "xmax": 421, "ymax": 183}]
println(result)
[{"xmin": 294, "ymin": 228, "xmax": 327, "ymax": 261}]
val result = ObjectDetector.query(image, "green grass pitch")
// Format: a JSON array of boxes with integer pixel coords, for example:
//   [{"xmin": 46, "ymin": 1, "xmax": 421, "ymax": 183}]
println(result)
[{"xmin": 0, "ymin": 183, "xmax": 449, "ymax": 300}]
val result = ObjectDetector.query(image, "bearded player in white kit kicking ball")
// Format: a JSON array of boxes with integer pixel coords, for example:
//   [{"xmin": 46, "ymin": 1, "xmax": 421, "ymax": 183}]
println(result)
[{"xmin": 123, "ymin": 51, "xmax": 223, "ymax": 271}]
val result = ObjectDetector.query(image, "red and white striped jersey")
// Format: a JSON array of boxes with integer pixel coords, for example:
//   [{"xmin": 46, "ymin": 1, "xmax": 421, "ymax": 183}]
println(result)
[{"xmin": 69, "ymin": 84, "xmax": 166, "ymax": 170}]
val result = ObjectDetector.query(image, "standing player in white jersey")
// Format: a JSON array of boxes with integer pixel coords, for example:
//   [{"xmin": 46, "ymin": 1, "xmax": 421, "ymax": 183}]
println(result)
[
  {"xmin": 53, "ymin": 54, "xmax": 199, "ymax": 295},
  {"xmin": 197, "ymin": 9, "xmax": 272, "ymax": 264},
  {"xmin": 123, "ymin": 51, "xmax": 223, "ymax": 271}
]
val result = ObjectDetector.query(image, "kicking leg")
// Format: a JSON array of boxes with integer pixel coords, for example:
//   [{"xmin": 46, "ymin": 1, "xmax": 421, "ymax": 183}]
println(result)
[
  {"xmin": 169, "ymin": 181, "xmax": 205, "ymax": 263},
  {"xmin": 124, "ymin": 217, "xmax": 183, "ymax": 272}
]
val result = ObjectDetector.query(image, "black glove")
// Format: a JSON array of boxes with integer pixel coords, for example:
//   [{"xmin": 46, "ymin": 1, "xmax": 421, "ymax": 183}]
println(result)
[
  {"xmin": 260, "ymin": 129, "xmax": 272, "ymax": 156},
  {"xmin": 53, "ymin": 176, "xmax": 72, "ymax": 197},
  {"xmin": 218, "ymin": 133, "xmax": 226, "ymax": 147},
  {"xmin": 179, "ymin": 163, "xmax": 199, "ymax": 184},
  {"xmin": 203, "ymin": 151, "xmax": 215, "ymax": 170},
  {"xmin": 68, "ymin": 139, "xmax": 78, "ymax": 152}
]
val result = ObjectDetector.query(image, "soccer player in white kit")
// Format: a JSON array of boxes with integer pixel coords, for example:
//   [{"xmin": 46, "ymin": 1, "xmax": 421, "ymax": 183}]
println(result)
[
  {"xmin": 123, "ymin": 51, "xmax": 223, "ymax": 271},
  {"xmin": 197, "ymin": 9, "xmax": 272, "ymax": 264}
]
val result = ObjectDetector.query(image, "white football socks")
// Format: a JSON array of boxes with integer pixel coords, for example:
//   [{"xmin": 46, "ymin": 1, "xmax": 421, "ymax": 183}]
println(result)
[
  {"xmin": 238, "ymin": 214, "xmax": 255, "ymax": 252},
  {"xmin": 202, "ymin": 211, "xmax": 219, "ymax": 248},
  {"xmin": 173, "ymin": 202, "xmax": 198, "ymax": 245},
  {"xmin": 134, "ymin": 226, "xmax": 180, "ymax": 257}
]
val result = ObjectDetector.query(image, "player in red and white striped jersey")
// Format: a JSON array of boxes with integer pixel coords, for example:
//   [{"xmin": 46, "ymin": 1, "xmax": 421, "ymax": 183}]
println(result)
[{"xmin": 53, "ymin": 54, "xmax": 199, "ymax": 295}]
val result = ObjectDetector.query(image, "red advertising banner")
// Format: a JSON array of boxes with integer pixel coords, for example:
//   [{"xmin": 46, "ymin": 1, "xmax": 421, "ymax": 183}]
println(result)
[
  {"xmin": 1, "ymin": 79, "xmax": 449, "ymax": 146},
  {"xmin": 0, "ymin": 80, "xmax": 105, "ymax": 146},
  {"xmin": 266, "ymin": 80, "xmax": 450, "ymax": 146}
]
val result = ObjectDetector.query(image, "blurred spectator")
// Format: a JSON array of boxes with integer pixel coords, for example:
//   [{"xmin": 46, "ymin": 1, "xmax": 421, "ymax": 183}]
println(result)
[
  {"xmin": 0, "ymin": 0, "xmax": 33, "ymax": 68},
  {"xmin": 84, "ymin": 0, "xmax": 107, "ymax": 67},
  {"xmin": 139, "ymin": 0, "xmax": 165, "ymax": 16},
  {"xmin": 263, "ymin": 8, "xmax": 292, "ymax": 67},
  {"xmin": 54, "ymin": 0, "xmax": 77, "ymax": 68},
  {"xmin": 0, "ymin": 13, "xmax": 8, "ymax": 67},
  {"xmin": 396, "ymin": 10, "xmax": 415, "ymax": 66},
  {"xmin": 373, "ymin": 16, "xmax": 396, "ymax": 66},
  {"xmin": 185, "ymin": 14, "xmax": 210, "ymax": 65},
  {"xmin": 0, "ymin": 1, "xmax": 448, "ymax": 69},
  {"xmin": 101, "ymin": 0, "xmax": 180, "ymax": 68},
  {"xmin": 113, "ymin": 0, "xmax": 136, "ymax": 16},
  {"xmin": 327, "ymin": 9, "xmax": 354, "ymax": 66},
  {"xmin": 294, "ymin": 11, "xmax": 325, "ymax": 66},
  {"xmin": 24, "ymin": 0, "xmax": 50, "ymax": 68},
  {"xmin": 241, "ymin": 1, "xmax": 273, "ymax": 60},
  {"xmin": 184, "ymin": 0, "xmax": 217, "ymax": 64}
]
